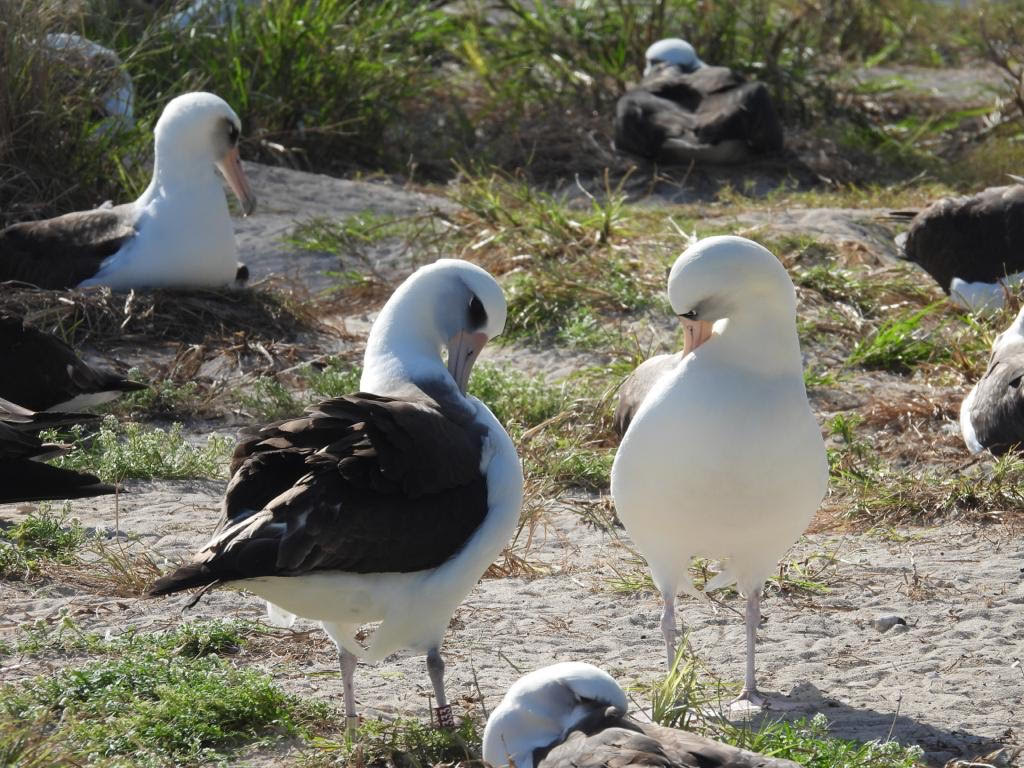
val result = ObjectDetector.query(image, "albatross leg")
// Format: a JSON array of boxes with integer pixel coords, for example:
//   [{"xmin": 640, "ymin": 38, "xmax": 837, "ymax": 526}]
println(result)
[
  {"xmin": 660, "ymin": 587, "xmax": 678, "ymax": 668},
  {"xmin": 426, "ymin": 647, "xmax": 454, "ymax": 728},
  {"xmin": 341, "ymin": 648, "xmax": 360, "ymax": 735},
  {"xmin": 731, "ymin": 589, "xmax": 765, "ymax": 710}
]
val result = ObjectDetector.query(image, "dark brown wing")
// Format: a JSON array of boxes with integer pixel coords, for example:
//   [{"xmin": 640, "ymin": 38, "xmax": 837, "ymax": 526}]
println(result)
[
  {"xmin": 148, "ymin": 392, "xmax": 490, "ymax": 595},
  {"xmin": 0, "ymin": 458, "xmax": 115, "ymax": 503},
  {"xmin": 968, "ymin": 342, "xmax": 1024, "ymax": 455},
  {"xmin": 613, "ymin": 354, "xmax": 680, "ymax": 437},
  {"xmin": 0, "ymin": 396, "xmax": 99, "ymax": 433},
  {"xmin": 692, "ymin": 81, "xmax": 783, "ymax": 153},
  {"xmin": 537, "ymin": 712, "xmax": 801, "ymax": 768},
  {"xmin": 636, "ymin": 722, "xmax": 801, "ymax": 768},
  {"xmin": 0, "ymin": 315, "xmax": 145, "ymax": 411},
  {"xmin": 902, "ymin": 185, "xmax": 1024, "ymax": 292},
  {"xmin": 0, "ymin": 204, "xmax": 136, "ymax": 289}
]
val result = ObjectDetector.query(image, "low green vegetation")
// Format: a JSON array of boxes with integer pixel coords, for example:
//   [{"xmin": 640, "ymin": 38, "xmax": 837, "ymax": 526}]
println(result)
[
  {"xmin": 42, "ymin": 418, "xmax": 233, "ymax": 482},
  {"xmin": 0, "ymin": 505, "xmax": 86, "ymax": 580},
  {"xmin": 846, "ymin": 303, "xmax": 949, "ymax": 373},
  {"xmin": 0, "ymin": 620, "xmax": 327, "ymax": 767},
  {"xmin": 310, "ymin": 716, "xmax": 480, "ymax": 767}
]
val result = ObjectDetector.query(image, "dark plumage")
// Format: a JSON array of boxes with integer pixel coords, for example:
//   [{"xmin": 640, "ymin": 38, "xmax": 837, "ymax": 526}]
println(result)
[
  {"xmin": 148, "ymin": 391, "xmax": 489, "ymax": 596},
  {"xmin": 960, "ymin": 308, "xmax": 1024, "ymax": 455},
  {"xmin": 897, "ymin": 184, "xmax": 1024, "ymax": 294},
  {"xmin": 613, "ymin": 353, "xmax": 681, "ymax": 437},
  {"xmin": 484, "ymin": 663, "xmax": 800, "ymax": 768},
  {"xmin": 0, "ymin": 206, "xmax": 136, "ymax": 289},
  {"xmin": 614, "ymin": 65, "xmax": 783, "ymax": 164},
  {"xmin": 0, "ymin": 397, "xmax": 115, "ymax": 503},
  {"xmin": 0, "ymin": 314, "xmax": 146, "ymax": 412},
  {"xmin": 537, "ymin": 713, "xmax": 800, "ymax": 768}
]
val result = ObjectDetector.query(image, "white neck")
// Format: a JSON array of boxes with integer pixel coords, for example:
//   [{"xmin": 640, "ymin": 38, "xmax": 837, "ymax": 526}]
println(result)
[
  {"xmin": 709, "ymin": 309, "xmax": 804, "ymax": 378},
  {"xmin": 360, "ymin": 286, "xmax": 448, "ymax": 396}
]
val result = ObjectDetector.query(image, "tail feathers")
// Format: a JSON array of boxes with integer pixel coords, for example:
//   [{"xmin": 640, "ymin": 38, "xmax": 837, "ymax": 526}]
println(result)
[
  {"xmin": 100, "ymin": 373, "xmax": 148, "ymax": 394},
  {"xmin": 148, "ymin": 562, "xmax": 220, "ymax": 597}
]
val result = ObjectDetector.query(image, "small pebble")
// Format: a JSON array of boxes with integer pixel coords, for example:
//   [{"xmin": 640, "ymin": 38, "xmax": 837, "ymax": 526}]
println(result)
[{"xmin": 872, "ymin": 615, "xmax": 908, "ymax": 633}]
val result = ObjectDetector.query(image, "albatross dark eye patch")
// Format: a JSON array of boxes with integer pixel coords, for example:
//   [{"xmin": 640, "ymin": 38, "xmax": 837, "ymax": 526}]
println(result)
[
  {"xmin": 678, "ymin": 310, "xmax": 698, "ymax": 320},
  {"xmin": 468, "ymin": 295, "xmax": 487, "ymax": 329},
  {"xmin": 227, "ymin": 122, "xmax": 239, "ymax": 145}
]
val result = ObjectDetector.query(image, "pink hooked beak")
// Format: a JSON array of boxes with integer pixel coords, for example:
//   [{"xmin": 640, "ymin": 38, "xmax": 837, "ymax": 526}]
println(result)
[
  {"xmin": 447, "ymin": 330, "xmax": 489, "ymax": 395},
  {"xmin": 216, "ymin": 145, "xmax": 257, "ymax": 216},
  {"xmin": 681, "ymin": 317, "xmax": 714, "ymax": 356}
]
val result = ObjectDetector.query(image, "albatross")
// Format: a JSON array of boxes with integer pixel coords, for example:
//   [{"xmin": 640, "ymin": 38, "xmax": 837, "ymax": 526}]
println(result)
[
  {"xmin": 960, "ymin": 304, "xmax": 1024, "ymax": 455},
  {"xmin": 148, "ymin": 258, "xmax": 523, "ymax": 729},
  {"xmin": 482, "ymin": 662, "xmax": 801, "ymax": 768},
  {"xmin": 0, "ymin": 91, "xmax": 255, "ymax": 290},
  {"xmin": 0, "ymin": 314, "xmax": 146, "ymax": 412},
  {"xmin": 893, "ymin": 183, "xmax": 1024, "ymax": 310},
  {"xmin": 0, "ymin": 397, "xmax": 115, "ymax": 503},
  {"xmin": 610, "ymin": 236, "xmax": 827, "ymax": 708}
]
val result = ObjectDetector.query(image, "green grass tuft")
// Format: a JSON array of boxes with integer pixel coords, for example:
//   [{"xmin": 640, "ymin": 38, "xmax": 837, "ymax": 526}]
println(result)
[
  {"xmin": 0, "ymin": 504, "xmax": 86, "ymax": 580},
  {"xmin": 846, "ymin": 303, "xmax": 948, "ymax": 373},
  {"xmin": 43, "ymin": 417, "xmax": 233, "ymax": 482}
]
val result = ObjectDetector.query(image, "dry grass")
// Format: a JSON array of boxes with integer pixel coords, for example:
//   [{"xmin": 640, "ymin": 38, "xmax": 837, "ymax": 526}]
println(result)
[{"xmin": 0, "ymin": 277, "xmax": 329, "ymax": 348}]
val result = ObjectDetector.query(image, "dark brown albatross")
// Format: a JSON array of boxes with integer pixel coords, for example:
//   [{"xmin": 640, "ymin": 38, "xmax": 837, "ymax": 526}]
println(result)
[
  {"xmin": 147, "ymin": 259, "xmax": 523, "ymax": 730},
  {"xmin": 894, "ymin": 183, "xmax": 1024, "ymax": 306},
  {"xmin": 0, "ymin": 314, "xmax": 145, "ymax": 412},
  {"xmin": 0, "ymin": 397, "xmax": 115, "ymax": 503},
  {"xmin": 483, "ymin": 662, "xmax": 801, "ymax": 768}
]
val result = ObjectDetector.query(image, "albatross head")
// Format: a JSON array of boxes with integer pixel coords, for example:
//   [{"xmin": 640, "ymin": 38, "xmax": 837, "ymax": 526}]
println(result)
[
  {"xmin": 483, "ymin": 662, "xmax": 628, "ymax": 768},
  {"xmin": 152, "ymin": 91, "xmax": 256, "ymax": 216},
  {"xmin": 644, "ymin": 38, "xmax": 703, "ymax": 76},
  {"xmin": 362, "ymin": 259, "xmax": 507, "ymax": 397},
  {"xmin": 668, "ymin": 235, "xmax": 797, "ymax": 359}
]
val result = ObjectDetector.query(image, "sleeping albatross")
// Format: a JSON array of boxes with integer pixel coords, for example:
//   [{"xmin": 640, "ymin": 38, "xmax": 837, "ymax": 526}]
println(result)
[
  {"xmin": 0, "ymin": 397, "xmax": 115, "ymax": 503},
  {"xmin": 610, "ymin": 236, "xmax": 827, "ymax": 708},
  {"xmin": 482, "ymin": 662, "xmax": 801, "ymax": 768},
  {"xmin": 893, "ymin": 183, "xmax": 1024, "ymax": 310},
  {"xmin": 960, "ymin": 304, "xmax": 1024, "ymax": 455},
  {"xmin": 148, "ymin": 258, "xmax": 523, "ymax": 729},
  {"xmin": 0, "ymin": 91, "xmax": 255, "ymax": 290},
  {"xmin": 0, "ymin": 314, "xmax": 146, "ymax": 412}
]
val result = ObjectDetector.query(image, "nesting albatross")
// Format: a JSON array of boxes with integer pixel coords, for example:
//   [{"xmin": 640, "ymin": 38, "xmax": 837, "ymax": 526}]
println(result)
[
  {"xmin": 893, "ymin": 182, "xmax": 1024, "ymax": 311},
  {"xmin": 611, "ymin": 236, "xmax": 827, "ymax": 708},
  {"xmin": 0, "ymin": 314, "xmax": 145, "ymax": 412},
  {"xmin": 483, "ymin": 662, "xmax": 801, "ymax": 768},
  {"xmin": 960, "ymin": 305, "xmax": 1024, "ymax": 455},
  {"xmin": 0, "ymin": 91, "xmax": 255, "ymax": 290},
  {"xmin": 148, "ymin": 259, "xmax": 524, "ymax": 728},
  {"xmin": 0, "ymin": 397, "xmax": 115, "ymax": 503}
]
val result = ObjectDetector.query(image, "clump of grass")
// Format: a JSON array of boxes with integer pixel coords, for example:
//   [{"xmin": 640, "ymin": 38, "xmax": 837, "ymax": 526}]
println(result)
[
  {"xmin": 846, "ymin": 303, "xmax": 948, "ymax": 373},
  {"xmin": 238, "ymin": 376, "xmax": 304, "ymax": 421},
  {"xmin": 733, "ymin": 714, "xmax": 924, "ymax": 768},
  {"xmin": 311, "ymin": 716, "xmax": 480, "ymax": 767},
  {"xmin": 468, "ymin": 363, "xmax": 565, "ymax": 430},
  {"xmin": 0, "ymin": 652, "xmax": 326, "ymax": 767},
  {"xmin": 0, "ymin": 504, "xmax": 86, "ymax": 580},
  {"xmin": 303, "ymin": 358, "xmax": 363, "ymax": 400},
  {"xmin": 109, "ymin": 380, "xmax": 210, "ymax": 420},
  {"xmin": 43, "ymin": 417, "xmax": 233, "ymax": 482}
]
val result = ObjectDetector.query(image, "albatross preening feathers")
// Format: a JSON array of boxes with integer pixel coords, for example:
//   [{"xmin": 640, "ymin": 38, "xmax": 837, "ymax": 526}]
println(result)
[
  {"xmin": 483, "ymin": 662, "xmax": 801, "ymax": 768},
  {"xmin": 0, "ymin": 91, "xmax": 255, "ymax": 290},
  {"xmin": 611, "ymin": 236, "xmax": 827, "ymax": 708},
  {"xmin": 148, "ymin": 259, "xmax": 523, "ymax": 728}
]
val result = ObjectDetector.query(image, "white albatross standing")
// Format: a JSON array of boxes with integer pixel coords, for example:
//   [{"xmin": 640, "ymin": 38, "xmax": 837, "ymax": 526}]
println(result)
[
  {"xmin": 0, "ymin": 91, "xmax": 255, "ymax": 290},
  {"xmin": 610, "ymin": 236, "xmax": 827, "ymax": 708},
  {"xmin": 482, "ymin": 662, "xmax": 802, "ymax": 768},
  {"xmin": 148, "ymin": 259, "xmax": 524, "ymax": 729}
]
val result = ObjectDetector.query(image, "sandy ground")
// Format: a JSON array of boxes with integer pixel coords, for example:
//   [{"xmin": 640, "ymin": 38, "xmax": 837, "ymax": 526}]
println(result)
[{"xmin": 2, "ymin": 162, "xmax": 1023, "ymax": 767}]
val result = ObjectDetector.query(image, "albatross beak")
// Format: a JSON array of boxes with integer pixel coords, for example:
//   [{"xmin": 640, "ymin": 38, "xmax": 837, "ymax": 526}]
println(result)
[
  {"xmin": 216, "ymin": 145, "xmax": 257, "ymax": 216},
  {"xmin": 681, "ymin": 317, "xmax": 714, "ymax": 356},
  {"xmin": 447, "ymin": 330, "xmax": 489, "ymax": 395}
]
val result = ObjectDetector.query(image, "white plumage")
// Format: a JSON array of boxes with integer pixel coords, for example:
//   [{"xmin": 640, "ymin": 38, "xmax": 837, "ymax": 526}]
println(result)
[{"xmin": 611, "ymin": 235, "xmax": 827, "ymax": 707}]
